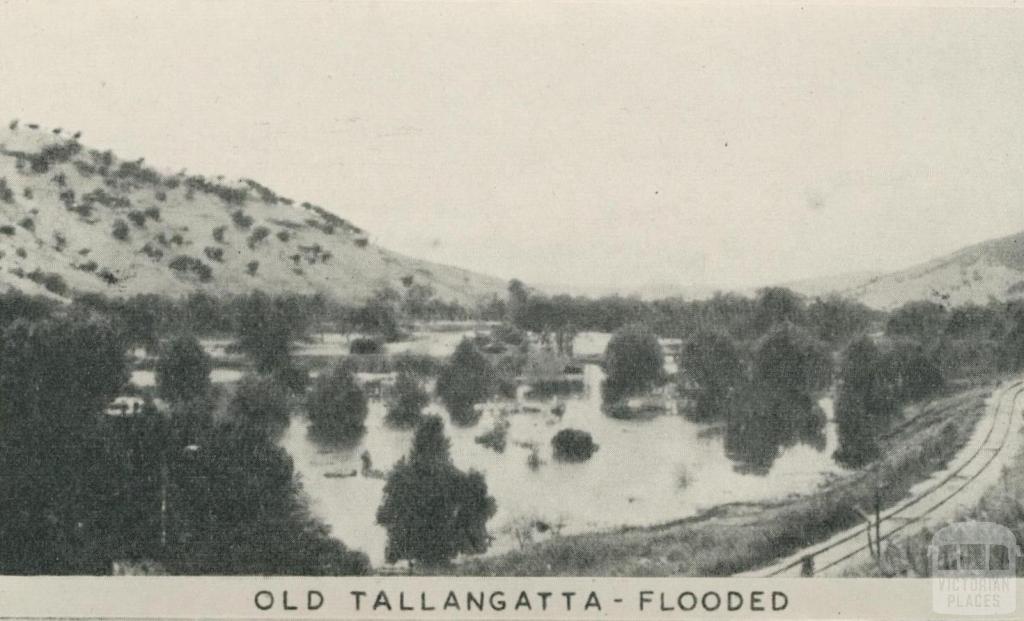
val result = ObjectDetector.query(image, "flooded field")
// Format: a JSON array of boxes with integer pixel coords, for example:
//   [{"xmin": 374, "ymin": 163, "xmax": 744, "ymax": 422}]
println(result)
[{"xmin": 280, "ymin": 358, "xmax": 846, "ymax": 567}]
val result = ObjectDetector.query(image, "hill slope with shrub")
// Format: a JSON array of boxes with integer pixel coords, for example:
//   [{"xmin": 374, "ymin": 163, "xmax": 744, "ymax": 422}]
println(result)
[{"xmin": 0, "ymin": 124, "xmax": 505, "ymax": 305}]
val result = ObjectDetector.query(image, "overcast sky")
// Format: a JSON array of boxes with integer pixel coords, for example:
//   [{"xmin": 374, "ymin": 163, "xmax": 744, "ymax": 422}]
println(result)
[{"xmin": 1, "ymin": 1, "xmax": 1021, "ymax": 292}]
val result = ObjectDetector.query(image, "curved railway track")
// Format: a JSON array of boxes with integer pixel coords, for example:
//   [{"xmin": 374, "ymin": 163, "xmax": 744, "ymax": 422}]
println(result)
[{"xmin": 744, "ymin": 379, "xmax": 1024, "ymax": 577}]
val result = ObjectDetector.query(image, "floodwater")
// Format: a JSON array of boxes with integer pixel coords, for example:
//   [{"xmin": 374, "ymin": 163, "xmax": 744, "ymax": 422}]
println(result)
[
  {"xmin": 130, "ymin": 368, "xmax": 244, "ymax": 387},
  {"xmin": 280, "ymin": 360, "xmax": 847, "ymax": 567}
]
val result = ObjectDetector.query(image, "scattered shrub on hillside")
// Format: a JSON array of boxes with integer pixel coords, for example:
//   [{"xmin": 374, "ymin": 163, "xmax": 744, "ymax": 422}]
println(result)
[
  {"xmin": 22, "ymin": 187, "xmax": 32, "ymax": 200},
  {"xmin": 231, "ymin": 210, "xmax": 254, "ymax": 229},
  {"xmin": 212, "ymin": 225, "xmax": 227, "ymax": 243},
  {"xmin": 155, "ymin": 190, "xmax": 167, "ymax": 202},
  {"xmin": 116, "ymin": 160, "xmax": 162, "ymax": 186},
  {"xmin": 111, "ymin": 219, "xmax": 130, "ymax": 241},
  {"xmin": 52, "ymin": 232, "xmax": 67, "ymax": 252},
  {"xmin": 242, "ymin": 178, "xmax": 282, "ymax": 204},
  {"xmin": 143, "ymin": 206, "xmax": 161, "ymax": 221},
  {"xmin": 83, "ymin": 188, "xmax": 130, "ymax": 209},
  {"xmin": 73, "ymin": 160, "xmax": 96, "ymax": 177},
  {"xmin": 246, "ymin": 260, "xmax": 259, "ymax": 276},
  {"xmin": 247, "ymin": 226, "xmax": 270, "ymax": 249},
  {"xmin": 28, "ymin": 141, "xmax": 81, "ymax": 173},
  {"xmin": 58, "ymin": 189, "xmax": 75, "ymax": 210},
  {"xmin": 185, "ymin": 176, "xmax": 248, "ymax": 205},
  {"xmin": 276, "ymin": 230, "xmax": 291, "ymax": 242},
  {"xmin": 18, "ymin": 217, "xmax": 34, "ymax": 232},
  {"xmin": 350, "ymin": 337, "xmax": 383, "ymax": 355},
  {"xmin": 26, "ymin": 269, "xmax": 69, "ymax": 296},
  {"xmin": 50, "ymin": 173, "xmax": 67, "ymax": 187},
  {"xmin": 292, "ymin": 267, "xmax": 304, "ymax": 276},
  {"xmin": 15, "ymin": 247, "xmax": 27, "ymax": 258},
  {"xmin": 97, "ymin": 268, "xmax": 119, "ymax": 285},
  {"xmin": 0, "ymin": 178, "xmax": 13, "ymax": 203},
  {"xmin": 76, "ymin": 261, "xmax": 98, "ymax": 273},
  {"xmin": 203, "ymin": 247, "xmax": 224, "ymax": 263},
  {"xmin": 0, "ymin": 225, "xmax": 15, "ymax": 236},
  {"xmin": 169, "ymin": 255, "xmax": 213, "ymax": 283},
  {"xmin": 140, "ymin": 242, "xmax": 164, "ymax": 261},
  {"xmin": 127, "ymin": 210, "xmax": 147, "ymax": 227},
  {"xmin": 551, "ymin": 429, "xmax": 598, "ymax": 462}
]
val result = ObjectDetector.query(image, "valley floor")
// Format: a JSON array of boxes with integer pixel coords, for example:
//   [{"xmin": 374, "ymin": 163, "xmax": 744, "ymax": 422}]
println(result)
[{"xmin": 439, "ymin": 380, "xmax": 1000, "ymax": 576}]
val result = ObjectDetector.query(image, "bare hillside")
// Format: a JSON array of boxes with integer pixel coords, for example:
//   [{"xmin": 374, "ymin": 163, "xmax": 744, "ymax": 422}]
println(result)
[
  {"xmin": 837, "ymin": 231, "xmax": 1024, "ymax": 309},
  {"xmin": 0, "ymin": 124, "xmax": 505, "ymax": 305}
]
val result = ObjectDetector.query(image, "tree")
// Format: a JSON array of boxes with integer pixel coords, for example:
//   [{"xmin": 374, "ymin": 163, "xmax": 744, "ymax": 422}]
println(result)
[
  {"xmin": 386, "ymin": 372, "xmax": 429, "ymax": 428},
  {"xmin": 681, "ymin": 330, "xmax": 744, "ymax": 421},
  {"xmin": 228, "ymin": 374, "xmax": 290, "ymax": 436},
  {"xmin": 436, "ymin": 339, "xmax": 494, "ymax": 425},
  {"xmin": 306, "ymin": 365, "xmax": 368, "ymax": 444},
  {"xmin": 155, "ymin": 334, "xmax": 212, "ymax": 404},
  {"xmin": 601, "ymin": 323, "xmax": 663, "ymax": 404},
  {"xmin": 166, "ymin": 421, "xmax": 369, "ymax": 575},
  {"xmin": 0, "ymin": 313, "xmax": 132, "ymax": 574},
  {"xmin": 752, "ymin": 322, "xmax": 831, "ymax": 397},
  {"xmin": 233, "ymin": 291, "xmax": 303, "ymax": 384},
  {"xmin": 886, "ymin": 301, "xmax": 948, "ymax": 342},
  {"xmin": 753, "ymin": 287, "xmax": 804, "ymax": 334},
  {"xmin": 551, "ymin": 429, "xmax": 598, "ymax": 462},
  {"xmin": 376, "ymin": 416, "xmax": 496, "ymax": 566},
  {"xmin": 833, "ymin": 337, "xmax": 900, "ymax": 467}
]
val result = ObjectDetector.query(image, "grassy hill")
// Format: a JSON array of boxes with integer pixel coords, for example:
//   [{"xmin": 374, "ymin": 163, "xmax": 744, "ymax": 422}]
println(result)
[
  {"xmin": 0, "ymin": 123, "xmax": 505, "ymax": 305},
  {"xmin": 832, "ymin": 231, "xmax": 1024, "ymax": 309}
]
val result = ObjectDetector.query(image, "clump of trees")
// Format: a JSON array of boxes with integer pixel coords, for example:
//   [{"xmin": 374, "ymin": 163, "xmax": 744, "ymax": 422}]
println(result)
[
  {"xmin": 601, "ymin": 323, "xmax": 663, "ymax": 404},
  {"xmin": 551, "ymin": 429, "xmax": 598, "ymax": 462},
  {"xmin": 376, "ymin": 416, "xmax": 496, "ymax": 567},
  {"xmin": 681, "ymin": 330, "xmax": 744, "ymax": 421},
  {"xmin": 155, "ymin": 334, "xmax": 212, "ymax": 404},
  {"xmin": 306, "ymin": 365, "xmax": 368, "ymax": 444},
  {"xmin": 436, "ymin": 339, "xmax": 494, "ymax": 425},
  {"xmin": 385, "ymin": 372, "xmax": 429, "ymax": 428}
]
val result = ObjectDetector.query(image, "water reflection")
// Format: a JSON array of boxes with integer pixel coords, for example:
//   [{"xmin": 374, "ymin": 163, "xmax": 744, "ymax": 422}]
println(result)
[{"xmin": 280, "ymin": 364, "xmax": 846, "ymax": 567}]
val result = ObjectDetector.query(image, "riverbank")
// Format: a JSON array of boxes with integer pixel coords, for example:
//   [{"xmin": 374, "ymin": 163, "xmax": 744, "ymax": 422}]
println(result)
[{"xmin": 444, "ymin": 380, "xmax": 997, "ymax": 576}]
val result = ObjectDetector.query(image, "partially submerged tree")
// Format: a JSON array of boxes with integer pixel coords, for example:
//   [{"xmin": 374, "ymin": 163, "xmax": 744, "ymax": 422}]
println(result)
[
  {"xmin": 155, "ymin": 334, "xmax": 212, "ymax": 404},
  {"xmin": 551, "ymin": 428, "xmax": 598, "ymax": 462},
  {"xmin": 385, "ymin": 372, "xmax": 429, "ymax": 428},
  {"xmin": 228, "ymin": 374, "xmax": 290, "ymax": 437},
  {"xmin": 436, "ymin": 339, "xmax": 494, "ymax": 425},
  {"xmin": 376, "ymin": 416, "xmax": 496, "ymax": 566},
  {"xmin": 681, "ymin": 330, "xmax": 744, "ymax": 421},
  {"xmin": 833, "ymin": 337, "xmax": 901, "ymax": 468},
  {"xmin": 601, "ymin": 323, "xmax": 663, "ymax": 404},
  {"xmin": 307, "ymin": 365, "xmax": 368, "ymax": 444}
]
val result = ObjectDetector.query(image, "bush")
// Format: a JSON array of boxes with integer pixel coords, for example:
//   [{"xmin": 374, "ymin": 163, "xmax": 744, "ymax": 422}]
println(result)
[
  {"xmin": 307, "ymin": 365, "xmax": 368, "ymax": 444},
  {"xmin": 0, "ymin": 178, "xmax": 13, "ymax": 203},
  {"xmin": 276, "ymin": 230, "xmax": 291, "ymax": 242},
  {"xmin": 0, "ymin": 226, "xmax": 15, "ymax": 235},
  {"xmin": 551, "ymin": 429, "xmax": 598, "ymax": 462},
  {"xmin": 349, "ymin": 337, "xmax": 382, "ymax": 355},
  {"xmin": 168, "ymin": 256, "xmax": 213, "ymax": 283},
  {"xmin": 127, "ymin": 210, "xmax": 147, "ymax": 227},
  {"xmin": 26, "ymin": 270, "xmax": 68, "ymax": 296},
  {"xmin": 18, "ymin": 217, "xmax": 34, "ymax": 232},
  {"xmin": 246, "ymin": 260, "xmax": 259, "ymax": 276},
  {"xmin": 111, "ymin": 219, "xmax": 130, "ymax": 241},
  {"xmin": 247, "ymin": 226, "xmax": 270, "ymax": 249},
  {"xmin": 203, "ymin": 247, "xmax": 224, "ymax": 263},
  {"xmin": 212, "ymin": 225, "xmax": 227, "ymax": 243},
  {"xmin": 231, "ymin": 210, "xmax": 254, "ymax": 229},
  {"xmin": 385, "ymin": 372, "xmax": 429, "ymax": 428}
]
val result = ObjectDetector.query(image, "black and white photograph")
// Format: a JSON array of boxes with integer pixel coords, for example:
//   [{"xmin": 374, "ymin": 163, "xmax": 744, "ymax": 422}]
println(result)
[{"xmin": 0, "ymin": 1, "xmax": 1022, "ymax": 604}]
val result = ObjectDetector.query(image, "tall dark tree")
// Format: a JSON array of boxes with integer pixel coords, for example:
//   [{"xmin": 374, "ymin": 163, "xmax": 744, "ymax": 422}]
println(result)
[
  {"xmin": 155, "ymin": 334, "xmax": 212, "ymax": 404},
  {"xmin": 233, "ymin": 291, "xmax": 305, "ymax": 389},
  {"xmin": 833, "ymin": 337, "xmax": 900, "ymax": 467},
  {"xmin": 306, "ymin": 365, "xmax": 368, "ymax": 444},
  {"xmin": 385, "ymin": 372, "xmax": 430, "ymax": 428},
  {"xmin": 753, "ymin": 287, "xmax": 804, "ymax": 334},
  {"xmin": 376, "ymin": 416, "xmax": 496, "ymax": 566},
  {"xmin": 0, "ymin": 313, "xmax": 131, "ymax": 574},
  {"xmin": 166, "ymin": 421, "xmax": 369, "ymax": 575},
  {"xmin": 886, "ymin": 300, "xmax": 948, "ymax": 341},
  {"xmin": 681, "ymin": 330, "xmax": 744, "ymax": 421},
  {"xmin": 227, "ymin": 374, "xmax": 290, "ymax": 437},
  {"xmin": 601, "ymin": 323, "xmax": 664, "ymax": 404},
  {"xmin": 436, "ymin": 339, "xmax": 494, "ymax": 425}
]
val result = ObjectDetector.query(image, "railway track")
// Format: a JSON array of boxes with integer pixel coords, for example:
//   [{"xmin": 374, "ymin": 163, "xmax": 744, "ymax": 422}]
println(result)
[{"xmin": 742, "ymin": 378, "xmax": 1024, "ymax": 577}]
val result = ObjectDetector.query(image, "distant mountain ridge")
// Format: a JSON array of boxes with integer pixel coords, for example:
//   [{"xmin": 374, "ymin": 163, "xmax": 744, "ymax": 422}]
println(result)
[{"xmin": 0, "ymin": 124, "xmax": 506, "ymax": 305}]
